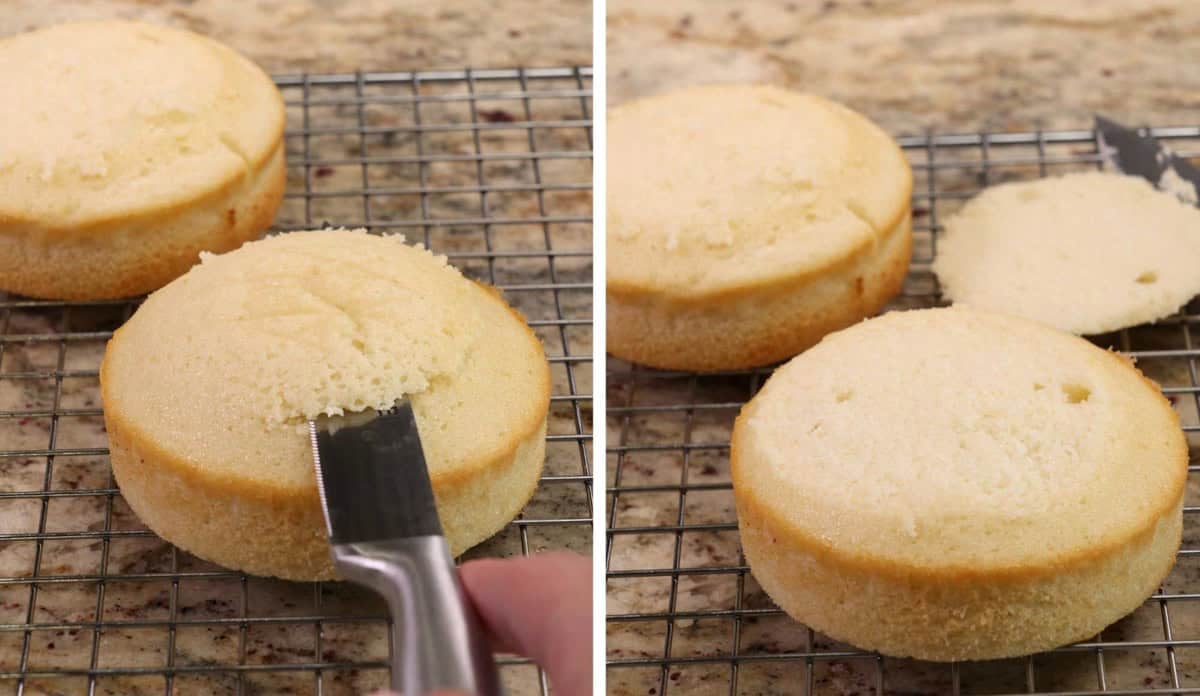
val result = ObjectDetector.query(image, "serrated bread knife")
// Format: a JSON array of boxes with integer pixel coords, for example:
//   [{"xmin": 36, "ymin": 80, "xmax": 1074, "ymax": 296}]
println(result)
[{"xmin": 309, "ymin": 399, "xmax": 501, "ymax": 695}]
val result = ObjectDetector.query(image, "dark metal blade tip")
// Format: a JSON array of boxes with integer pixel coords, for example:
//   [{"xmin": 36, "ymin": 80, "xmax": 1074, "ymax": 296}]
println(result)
[
  {"xmin": 1094, "ymin": 114, "xmax": 1121, "ymax": 133},
  {"xmin": 1095, "ymin": 114, "xmax": 1200, "ymax": 206}
]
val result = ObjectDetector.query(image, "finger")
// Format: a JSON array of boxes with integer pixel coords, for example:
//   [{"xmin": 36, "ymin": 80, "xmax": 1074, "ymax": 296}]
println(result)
[{"xmin": 460, "ymin": 551, "xmax": 592, "ymax": 696}]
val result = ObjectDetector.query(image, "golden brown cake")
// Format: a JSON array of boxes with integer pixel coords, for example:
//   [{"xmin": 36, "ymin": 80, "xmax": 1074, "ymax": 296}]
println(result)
[
  {"xmin": 607, "ymin": 85, "xmax": 912, "ymax": 371},
  {"xmin": 733, "ymin": 307, "xmax": 1186, "ymax": 660},
  {"xmin": 0, "ymin": 21, "xmax": 285, "ymax": 300},
  {"xmin": 101, "ymin": 229, "xmax": 550, "ymax": 580}
]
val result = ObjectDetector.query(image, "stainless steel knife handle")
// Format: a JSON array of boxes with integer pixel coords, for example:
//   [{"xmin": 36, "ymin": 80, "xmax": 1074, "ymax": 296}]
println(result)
[{"xmin": 331, "ymin": 536, "xmax": 502, "ymax": 696}]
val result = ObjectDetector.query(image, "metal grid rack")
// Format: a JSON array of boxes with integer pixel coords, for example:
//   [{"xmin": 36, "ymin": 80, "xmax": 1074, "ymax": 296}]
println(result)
[
  {"xmin": 606, "ymin": 126, "xmax": 1200, "ymax": 695},
  {"xmin": 0, "ymin": 67, "xmax": 592, "ymax": 696}
]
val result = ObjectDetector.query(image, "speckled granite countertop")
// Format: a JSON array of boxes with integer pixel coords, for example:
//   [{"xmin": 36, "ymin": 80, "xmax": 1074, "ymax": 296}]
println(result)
[
  {"xmin": 609, "ymin": 0, "xmax": 1200, "ymax": 133},
  {"xmin": 0, "ymin": 3, "xmax": 591, "ymax": 694},
  {"xmin": 4, "ymin": 0, "xmax": 591, "ymax": 72},
  {"xmin": 606, "ymin": 2, "xmax": 1200, "ymax": 695}
]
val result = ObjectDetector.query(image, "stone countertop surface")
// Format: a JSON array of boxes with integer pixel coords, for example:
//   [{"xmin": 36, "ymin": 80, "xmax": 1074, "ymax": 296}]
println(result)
[
  {"xmin": 607, "ymin": 1, "xmax": 1200, "ymax": 695},
  {"xmin": 3, "ymin": 0, "xmax": 591, "ymax": 73},
  {"xmin": 609, "ymin": 0, "xmax": 1200, "ymax": 134},
  {"xmin": 0, "ymin": 3, "xmax": 591, "ymax": 694}
]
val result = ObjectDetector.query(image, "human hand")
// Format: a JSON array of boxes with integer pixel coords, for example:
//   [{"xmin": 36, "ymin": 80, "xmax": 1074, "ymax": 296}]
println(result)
[{"xmin": 374, "ymin": 551, "xmax": 593, "ymax": 696}]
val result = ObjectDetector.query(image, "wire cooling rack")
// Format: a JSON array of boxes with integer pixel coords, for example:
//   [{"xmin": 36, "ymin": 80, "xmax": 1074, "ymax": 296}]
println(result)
[
  {"xmin": 606, "ymin": 126, "xmax": 1200, "ymax": 696},
  {"xmin": 0, "ymin": 66, "xmax": 592, "ymax": 696}
]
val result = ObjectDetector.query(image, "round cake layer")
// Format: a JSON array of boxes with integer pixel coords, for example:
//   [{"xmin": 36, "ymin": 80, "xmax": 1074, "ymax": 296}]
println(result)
[
  {"xmin": 607, "ymin": 85, "xmax": 911, "ymax": 370},
  {"xmin": 933, "ymin": 171, "xmax": 1200, "ymax": 335},
  {"xmin": 101, "ymin": 230, "xmax": 550, "ymax": 580},
  {"xmin": 732, "ymin": 307, "xmax": 1186, "ymax": 660},
  {"xmin": 609, "ymin": 214, "xmax": 911, "ymax": 371},
  {"xmin": 0, "ymin": 21, "xmax": 286, "ymax": 299}
]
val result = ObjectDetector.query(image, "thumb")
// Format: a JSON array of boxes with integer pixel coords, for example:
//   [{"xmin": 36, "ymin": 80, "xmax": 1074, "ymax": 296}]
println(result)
[
  {"xmin": 461, "ymin": 551, "xmax": 593, "ymax": 696},
  {"xmin": 369, "ymin": 552, "xmax": 593, "ymax": 696}
]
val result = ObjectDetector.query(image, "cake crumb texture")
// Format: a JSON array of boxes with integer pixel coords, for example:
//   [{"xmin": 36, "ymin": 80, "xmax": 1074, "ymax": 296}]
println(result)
[
  {"xmin": 608, "ymin": 84, "xmax": 910, "ymax": 298},
  {"xmin": 0, "ymin": 20, "xmax": 281, "ymax": 228},
  {"xmin": 934, "ymin": 171, "xmax": 1200, "ymax": 335}
]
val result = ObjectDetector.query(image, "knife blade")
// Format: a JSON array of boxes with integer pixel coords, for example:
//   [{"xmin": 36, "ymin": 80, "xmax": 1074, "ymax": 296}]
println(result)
[
  {"xmin": 309, "ymin": 400, "xmax": 501, "ymax": 695},
  {"xmin": 311, "ymin": 401, "xmax": 441, "ymax": 544},
  {"xmin": 1095, "ymin": 115, "xmax": 1200, "ymax": 205}
]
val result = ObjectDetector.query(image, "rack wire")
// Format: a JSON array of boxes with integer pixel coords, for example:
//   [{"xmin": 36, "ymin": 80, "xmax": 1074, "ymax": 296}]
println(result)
[
  {"xmin": 606, "ymin": 126, "xmax": 1200, "ymax": 696},
  {"xmin": 0, "ymin": 66, "xmax": 592, "ymax": 696}
]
